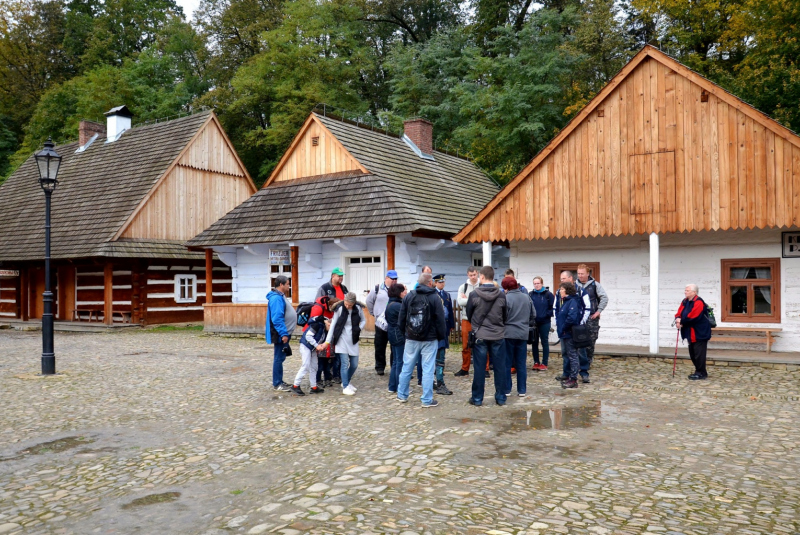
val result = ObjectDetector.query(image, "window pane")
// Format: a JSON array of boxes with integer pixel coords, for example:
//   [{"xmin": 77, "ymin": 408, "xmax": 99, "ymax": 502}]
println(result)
[
  {"xmin": 350, "ymin": 258, "xmax": 360, "ymax": 264},
  {"xmin": 753, "ymin": 286, "xmax": 772, "ymax": 314},
  {"xmin": 284, "ymin": 264, "xmax": 292, "ymax": 273},
  {"xmin": 730, "ymin": 285, "xmax": 748, "ymax": 314},
  {"xmin": 374, "ymin": 257, "xmax": 381, "ymax": 263},
  {"xmin": 730, "ymin": 267, "xmax": 770, "ymax": 279},
  {"xmin": 270, "ymin": 265, "xmax": 280, "ymax": 273}
]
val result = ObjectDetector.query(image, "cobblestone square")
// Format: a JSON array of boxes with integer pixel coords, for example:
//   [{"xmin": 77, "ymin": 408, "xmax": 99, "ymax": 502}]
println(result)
[{"xmin": 1, "ymin": 329, "xmax": 799, "ymax": 534}]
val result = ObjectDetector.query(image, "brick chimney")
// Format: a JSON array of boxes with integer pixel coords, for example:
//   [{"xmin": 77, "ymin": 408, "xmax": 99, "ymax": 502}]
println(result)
[
  {"xmin": 403, "ymin": 118, "xmax": 433, "ymax": 155},
  {"xmin": 79, "ymin": 120, "xmax": 106, "ymax": 147}
]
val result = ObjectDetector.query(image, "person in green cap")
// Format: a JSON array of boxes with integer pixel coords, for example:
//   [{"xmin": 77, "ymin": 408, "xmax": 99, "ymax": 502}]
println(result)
[{"xmin": 317, "ymin": 267, "xmax": 349, "ymax": 301}]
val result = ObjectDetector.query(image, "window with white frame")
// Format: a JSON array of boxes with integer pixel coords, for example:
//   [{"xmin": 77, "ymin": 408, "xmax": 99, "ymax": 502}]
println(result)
[
  {"xmin": 174, "ymin": 275, "xmax": 197, "ymax": 303},
  {"xmin": 471, "ymin": 253, "xmax": 483, "ymax": 267}
]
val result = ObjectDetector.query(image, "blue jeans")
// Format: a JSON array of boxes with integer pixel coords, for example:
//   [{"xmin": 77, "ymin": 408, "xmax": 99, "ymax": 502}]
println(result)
[
  {"xmin": 504, "ymin": 338, "xmax": 528, "ymax": 395},
  {"xmin": 272, "ymin": 340, "xmax": 289, "ymax": 387},
  {"xmin": 337, "ymin": 353, "xmax": 359, "ymax": 387},
  {"xmin": 398, "ymin": 339, "xmax": 437, "ymax": 405},
  {"xmin": 470, "ymin": 339, "xmax": 507, "ymax": 405},
  {"xmin": 388, "ymin": 343, "xmax": 405, "ymax": 392},
  {"xmin": 562, "ymin": 338, "xmax": 590, "ymax": 378},
  {"xmin": 531, "ymin": 322, "xmax": 551, "ymax": 366}
]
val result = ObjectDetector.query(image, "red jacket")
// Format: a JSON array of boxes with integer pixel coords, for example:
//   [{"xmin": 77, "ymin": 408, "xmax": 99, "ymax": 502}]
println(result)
[{"xmin": 675, "ymin": 296, "xmax": 711, "ymax": 343}]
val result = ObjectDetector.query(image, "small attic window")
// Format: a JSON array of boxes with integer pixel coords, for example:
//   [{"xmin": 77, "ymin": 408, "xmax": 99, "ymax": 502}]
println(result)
[
  {"xmin": 597, "ymin": 109, "xmax": 604, "ymax": 117},
  {"xmin": 311, "ymin": 136, "xmax": 319, "ymax": 146},
  {"xmin": 701, "ymin": 90, "xmax": 709, "ymax": 103}
]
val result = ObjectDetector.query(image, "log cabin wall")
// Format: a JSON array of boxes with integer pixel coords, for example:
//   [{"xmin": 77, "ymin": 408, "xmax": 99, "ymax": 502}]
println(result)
[
  {"xmin": 267, "ymin": 116, "xmax": 367, "ymax": 185},
  {"xmin": 0, "ymin": 276, "xmax": 16, "ymax": 319},
  {"xmin": 457, "ymin": 51, "xmax": 800, "ymax": 243},
  {"xmin": 75, "ymin": 264, "xmax": 132, "ymax": 322},
  {"xmin": 145, "ymin": 260, "xmax": 232, "ymax": 324},
  {"xmin": 120, "ymin": 120, "xmax": 255, "ymax": 242}
]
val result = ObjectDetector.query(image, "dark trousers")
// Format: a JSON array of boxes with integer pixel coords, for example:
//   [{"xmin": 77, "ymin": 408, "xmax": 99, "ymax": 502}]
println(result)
[
  {"xmin": 579, "ymin": 317, "xmax": 600, "ymax": 367},
  {"xmin": 272, "ymin": 341, "xmax": 289, "ymax": 387},
  {"xmin": 531, "ymin": 322, "xmax": 551, "ymax": 366},
  {"xmin": 374, "ymin": 327, "xmax": 388, "ymax": 372},
  {"xmin": 688, "ymin": 339, "xmax": 708, "ymax": 377},
  {"xmin": 316, "ymin": 357, "xmax": 333, "ymax": 383},
  {"xmin": 563, "ymin": 338, "xmax": 590, "ymax": 378},
  {"xmin": 504, "ymin": 338, "xmax": 528, "ymax": 395},
  {"xmin": 470, "ymin": 339, "xmax": 507, "ymax": 405},
  {"xmin": 560, "ymin": 338, "xmax": 580, "ymax": 380},
  {"xmin": 388, "ymin": 343, "xmax": 404, "ymax": 392},
  {"xmin": 435, "ymin": 347, "xmax": 446, "ymax": 384}
]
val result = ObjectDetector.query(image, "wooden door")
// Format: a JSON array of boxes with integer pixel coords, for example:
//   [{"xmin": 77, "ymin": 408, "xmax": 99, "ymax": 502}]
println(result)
[
  {"xmin": 57, "ymin": 266, "xmax": 76, "ymax": 321},
  {"xmin": 29, "ymin": 268, "xmax": 45, "ymax": 320}
]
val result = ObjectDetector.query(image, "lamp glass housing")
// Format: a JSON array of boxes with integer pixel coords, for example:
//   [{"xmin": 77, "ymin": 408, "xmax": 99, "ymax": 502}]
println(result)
[{"xmin": 34, "ymin": 138, "xmax": 61, "ymax": 192}]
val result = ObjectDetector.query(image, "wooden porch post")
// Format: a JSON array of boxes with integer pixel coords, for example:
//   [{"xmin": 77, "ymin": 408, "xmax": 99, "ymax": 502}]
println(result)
[
  {"xmin": 104, "ymin": 262, "xmax": 113, "ymax": 325},
  {"xmin": 19, "ymin": 268, "xmax": 29, "ymax": 321},
  {"xmin": 205, "ymin": 249, "xmax": 214, "ymax": 304},
  {"xmin": 386, "ymin": 235, "xmax": 395, "ymax": 270},
  {"xmin": 290, "ymin": 246, "xmax": 299, "ymax": 306}
]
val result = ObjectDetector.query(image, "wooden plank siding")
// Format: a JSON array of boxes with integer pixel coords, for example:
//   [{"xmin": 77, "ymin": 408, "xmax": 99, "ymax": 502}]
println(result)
[
  {"xmin": 120, "ymin": 119, "xmax": 255, "ymax": 242},
  {"xmin": 455, "ymin": 48, "xmax": 800, "ymax": 243},
  {"xmin": 266, "ymin": 115, "xmax": 368, "ymax": 186}
]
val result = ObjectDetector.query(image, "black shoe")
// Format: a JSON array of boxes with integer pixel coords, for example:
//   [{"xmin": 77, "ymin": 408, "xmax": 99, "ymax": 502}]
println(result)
[
  {"xmin": 561, "ymin": 378, "xmax": 578, "ymax": 389},
  {"xmin": 496, "ymin": 400, "xmax": 506, "ymax": 406},
  {"xmin": 290, "ymin": 385, "xmax": 305, "ymax": 396},
  {"xmin": 422, "ymin": 400, "xmax": 439, "ymax": 408},
  {"xmin": 309, "ymin": 386, "xmax": 324, "ymax": 394},
  {"xmin": 555, "ymin": 374, "xmax": 568, "ymax": 381},
  {"xmin": 581, "ymin": 376, "xmax": 590, "ymax": 384},
  {"xmin": 333, "ymin": 377, "xmax": 342, "ymax": 384},
  {"xmin": 376, "ymin": 370, "xmax": 385, "ymax": 376},
  {"xmin": 688, "ymin": 374, "xmax": 708, "ymax": 380},
  {"xmin": 435, "ymin": 382, "xmax": 453, "ymax": 395},
  {"xmin": 468, "ymin": 398, "xmax": 482, "ymax": 407},
  {"xmin": 454, "ymin": 369, "xmax": 469, "ymax": 377}
]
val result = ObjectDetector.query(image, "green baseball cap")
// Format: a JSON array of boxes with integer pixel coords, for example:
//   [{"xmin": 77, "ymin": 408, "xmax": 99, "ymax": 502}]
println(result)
[{"xmin": 331, "ymin": 267, "xmax": 344, "ymax": 276}]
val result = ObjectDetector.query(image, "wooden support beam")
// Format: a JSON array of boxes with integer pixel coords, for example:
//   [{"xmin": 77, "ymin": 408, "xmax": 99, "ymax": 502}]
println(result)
[
  {"xmin": 290, "ymin": 246, "xmax": 299, "ymax": 306},
  {"xmin": 205, "ymin": 249, "xmax": 214, "ymax": 304},
  {"xmin": 104, "ymin": 262, "xmax": 113, "ymax": 325},
  {"xmin": 386, "ymin": 235, "xmax": 395, "ymax": 270},
  {"xmin": 19, "ymin": 268, "xmax": 28, "ymax": 321}
]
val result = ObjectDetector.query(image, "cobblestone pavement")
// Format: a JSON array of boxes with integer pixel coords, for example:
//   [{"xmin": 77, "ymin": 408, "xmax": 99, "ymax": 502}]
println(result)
[{"xmin": 1, "ymin": 329, "xmax": 799, "ymax": 535}]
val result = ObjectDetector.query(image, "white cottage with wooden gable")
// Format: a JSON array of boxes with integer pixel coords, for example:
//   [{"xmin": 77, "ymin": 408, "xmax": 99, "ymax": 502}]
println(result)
[
  {"xmin": 455, "ymin": 46, "xmax": 800, "ymax": 353},
  {"xmin": 187, "ymin": 111, "xmax": 508, "ymax": 333}
]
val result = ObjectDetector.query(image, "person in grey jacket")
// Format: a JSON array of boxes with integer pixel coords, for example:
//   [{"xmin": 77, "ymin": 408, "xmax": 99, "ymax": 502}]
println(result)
[
  {"xmin": 501, "ymin": 277, "xmax": 535, "ymax": 397},
  {"xmin": 466, "ymin": 266, "xmax": 508, "ymax": 406},
  {"xmin": 366, "ymin": 270, "xmax": 398, "ymax": 376},
  {"xmin": 576, "ymin": 264, "xmax": 609, "ymax": 373}
]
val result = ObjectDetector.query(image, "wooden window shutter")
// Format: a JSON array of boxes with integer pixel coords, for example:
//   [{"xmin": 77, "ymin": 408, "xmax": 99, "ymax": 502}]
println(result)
[{"xmin": 629, "ymin": 151, "xmax": 676, "ymax": 214}]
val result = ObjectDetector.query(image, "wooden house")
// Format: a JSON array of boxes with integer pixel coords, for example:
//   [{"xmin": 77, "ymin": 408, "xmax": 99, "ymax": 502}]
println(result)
[
  {"xmin": 454, "ymin": 45, "xmax": 800, "ymax": 353},
  {"xmin": 186, "ymin": 111, "xmax": 507, "ymax": 334},
  {"xmin": 0, "ymin": 107, "xmax": 256, "ymax": 325}
]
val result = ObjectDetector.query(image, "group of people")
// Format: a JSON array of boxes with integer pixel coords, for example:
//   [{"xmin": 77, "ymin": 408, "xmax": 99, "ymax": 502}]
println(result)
[{"xmin": 264, "ymin": 260, "xmax": 711, "ymax": 406}]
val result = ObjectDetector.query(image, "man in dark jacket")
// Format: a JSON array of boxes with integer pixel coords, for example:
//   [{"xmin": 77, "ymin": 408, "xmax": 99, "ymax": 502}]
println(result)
[
  {"xmin": 556, "ymin": 282, "xmax": 583, "ymax": 389},
  {"xmin": 316, "ymin": 268, "xmax": 349, "ymax": 300},
  {"xmin": 466, "ymin": 266, "xmax": 508, "ymax": 406},
  {"xmin": 675, "ymin": 284, "xmax": 712, "ymax": 380},
  {"xmin": 385, "ymin": 283, "xmax": 406, "ymax": 394},
  {"xmin": 396, "ymin": 273, "xmax": 446, "ymax": 408},
  {"xmin": 433, "ymin": 274, "xmax": 455, "ymax": 395},
  {"xmin": 529, "ymin": 276, "xmax": 555, "ymax": 371}
]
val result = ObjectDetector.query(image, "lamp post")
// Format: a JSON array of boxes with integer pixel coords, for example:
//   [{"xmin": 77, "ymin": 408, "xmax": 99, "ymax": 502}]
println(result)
[{"xmin": 34, "ymin": 138, "xmax": 61, "ymax": 375}]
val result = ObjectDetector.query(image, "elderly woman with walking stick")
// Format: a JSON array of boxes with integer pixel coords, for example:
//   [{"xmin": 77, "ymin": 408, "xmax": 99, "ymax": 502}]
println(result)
[{"xmin": 674, "ymin": 284, "xmax": 713, "ymax": 380}]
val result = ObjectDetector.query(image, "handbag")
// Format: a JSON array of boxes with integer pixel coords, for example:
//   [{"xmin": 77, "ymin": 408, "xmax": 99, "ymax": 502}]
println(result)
[
  {"xmin": 468, "ymin": 305, "xmax": 488, "ymax": 349},
  {"xmin": 375, "ymin": 311, "xmax": 388, "ymax": 331},
  {"xmin": 571, "ymin": 323, "xmax": 592, "ymax": 349}
]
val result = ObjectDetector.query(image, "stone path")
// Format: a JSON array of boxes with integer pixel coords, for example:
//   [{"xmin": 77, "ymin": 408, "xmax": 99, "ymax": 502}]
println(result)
[{"xmin": 1, "ymin": 329, "xmax": 799, "ymax": 534}]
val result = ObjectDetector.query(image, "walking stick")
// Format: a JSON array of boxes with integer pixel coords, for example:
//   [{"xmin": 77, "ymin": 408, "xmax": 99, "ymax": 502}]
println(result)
[{"xmin": 673, "ymin": 328, "xmax": 679, "ymax": 378}]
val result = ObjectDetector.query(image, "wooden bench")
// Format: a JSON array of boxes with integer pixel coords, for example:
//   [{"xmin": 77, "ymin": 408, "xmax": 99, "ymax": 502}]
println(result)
[
  {"xmin": 711, "ymin": 327, "xmax": 781, "ymax": 353},
  {"xmin": 73, "ymin": 309, "xmax": 131, "ymax": 323}
]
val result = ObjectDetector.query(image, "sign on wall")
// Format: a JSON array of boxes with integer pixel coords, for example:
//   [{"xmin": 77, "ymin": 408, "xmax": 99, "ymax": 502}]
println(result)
[
  {"xmin": 782, "ymin": 232, "xmax": 800, "ymax": 258},
  {"xmin": 269, "ymin": 249, "xmax": 291, "ymax": 265},
  {"xmin": 0, "ymin": 270, "xmax": 19, "ymax": 277}
]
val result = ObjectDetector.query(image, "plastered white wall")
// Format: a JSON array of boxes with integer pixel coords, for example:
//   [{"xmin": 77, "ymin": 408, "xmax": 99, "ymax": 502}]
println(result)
[{"xmin": 511, "ymin": 228, "xmax": 799, "ymax": 352}]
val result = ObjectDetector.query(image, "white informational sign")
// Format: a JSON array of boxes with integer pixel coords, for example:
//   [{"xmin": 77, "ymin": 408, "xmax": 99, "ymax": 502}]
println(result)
[
  {"xmin": 0, "ymin": 270, "xmax": 19, "ymax": 277},
  {"xmin": 269, "ymin": 249, "xmax": 291, "ymax": 266},
  {"xmin": 782, "ymin": 232, "xmax": 800, "ymax": 258}
]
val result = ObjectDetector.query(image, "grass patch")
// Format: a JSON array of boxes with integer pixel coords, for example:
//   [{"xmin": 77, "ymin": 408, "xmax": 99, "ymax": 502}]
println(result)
[
  {"xmin": 230, "ymin": 489, "xmax": 244, "ymax": 495},
  {"xmin": 147, "ymin": 325, "xmax": 204, "ymax": 332}
]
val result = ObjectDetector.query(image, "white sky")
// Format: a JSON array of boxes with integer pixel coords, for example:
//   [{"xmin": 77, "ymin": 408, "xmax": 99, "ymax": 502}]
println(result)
[{"xmin": 175, "ymin": 0, "xmax": 202, "ymax": 20}]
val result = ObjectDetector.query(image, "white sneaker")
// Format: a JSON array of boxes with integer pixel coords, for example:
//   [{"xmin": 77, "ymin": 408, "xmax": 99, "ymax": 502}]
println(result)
[
  {"xmin": 350, "ymin": 384, "xmax": 357, "ymax": 391},
  {"xmin": 342, "ymin": 385, "xmax": 356, "ymax": 396}
]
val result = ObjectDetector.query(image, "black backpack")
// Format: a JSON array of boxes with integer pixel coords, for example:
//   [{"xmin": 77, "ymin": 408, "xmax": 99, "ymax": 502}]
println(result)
[
  {"xmin": 295, "ymin": 302, "xmax": 316, "ymax": 326},
  {"xmin": 405, "ymin": 292, "xmax": 431, "ymax": 339}
]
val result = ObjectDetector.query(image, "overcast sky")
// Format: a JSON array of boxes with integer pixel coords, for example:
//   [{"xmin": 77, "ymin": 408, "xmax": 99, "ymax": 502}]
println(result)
[{"xmin": 175, "ymin": 0, "xmax": 201, "ymax": 20}]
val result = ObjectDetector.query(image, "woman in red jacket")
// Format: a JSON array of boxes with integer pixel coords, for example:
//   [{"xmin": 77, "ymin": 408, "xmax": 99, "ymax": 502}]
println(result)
[{"xmin": 675, "ymin": 284, "xmax": 712, "ymax": 380}]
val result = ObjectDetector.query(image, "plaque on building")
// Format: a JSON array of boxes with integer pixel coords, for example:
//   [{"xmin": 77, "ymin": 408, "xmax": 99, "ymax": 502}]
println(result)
[{"xmin": 782, "ymin": 232, "xmax": 800, "ymax": 258}]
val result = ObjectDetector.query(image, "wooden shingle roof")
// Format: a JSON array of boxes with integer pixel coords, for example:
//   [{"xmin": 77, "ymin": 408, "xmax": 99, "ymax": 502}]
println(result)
[
  {"xmin": 0, "ymin": 111, "xmax": 212, "ymax": 262},
  {"xmin": 186, "ymin": 114, "xmax": 500, "ymax": 247}
]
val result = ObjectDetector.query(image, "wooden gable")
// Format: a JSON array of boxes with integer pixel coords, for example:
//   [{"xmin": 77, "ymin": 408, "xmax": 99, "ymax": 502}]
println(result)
[
  {"xmin": 454, "ymin": 46, "xmax": 800, "ymax": 243},
  {"xmin": 264, "ymin": 114, "xmax": 368, "ymax": 187},
  {"xmin": 117, "ymin": 114, "xmax": 257, "ymax": 242}
]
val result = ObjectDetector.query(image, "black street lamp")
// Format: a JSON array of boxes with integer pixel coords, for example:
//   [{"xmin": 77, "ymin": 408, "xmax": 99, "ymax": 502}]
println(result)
[{"xmin": 34, "ymin": 138, "xmax": 61, "ymax": 375}]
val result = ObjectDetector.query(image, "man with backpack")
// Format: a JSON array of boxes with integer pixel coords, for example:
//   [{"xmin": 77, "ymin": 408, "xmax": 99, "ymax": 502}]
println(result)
[
  {"xmin": 576, "ymin": 264, "xmax": 609, "ymax": 369},
  {"xmin": 265, "ymin": 276, "xmax": 297, "ymax": 392},
  {"xmin": 675, "ymin": 284, "xmax": 712, "ymax": 380},
  {"xmin": 316, "ymin": 267, "xmax": 349, "ymax": 300},
  {"xmin": 366, "ymin": 270, "xmax": 398, "ymax": 376},
  {"xmin": 466, "ymin": 266, "xmax": 508, "ymax": 406},
  {"xmin": 396, "ymin": 273, "xmax": 447, "ymax": 408}
]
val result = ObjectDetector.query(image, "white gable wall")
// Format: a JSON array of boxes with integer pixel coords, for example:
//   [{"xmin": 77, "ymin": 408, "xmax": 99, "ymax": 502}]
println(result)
[{"xmin": 511, "ymin": 228, "xmax": 798, "ymax": 352}]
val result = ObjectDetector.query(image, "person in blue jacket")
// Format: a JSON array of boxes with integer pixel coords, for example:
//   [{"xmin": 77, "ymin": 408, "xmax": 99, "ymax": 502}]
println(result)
[
  {"xmin": 556, "ymin": 281, "xmax": 583, "ymax": 389},
  {"xmin": 528, "ymin": 276, "xmax": 555, "ymax": 371},
  {"xmin": 266, "ymin": 276, "xmax": 297, "ymax": 391}
]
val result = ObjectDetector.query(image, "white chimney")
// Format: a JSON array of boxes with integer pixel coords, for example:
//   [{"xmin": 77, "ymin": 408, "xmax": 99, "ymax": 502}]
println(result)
[{"xmin": 104, "ymin": 105, "xmax": 133, "ymax": 142}]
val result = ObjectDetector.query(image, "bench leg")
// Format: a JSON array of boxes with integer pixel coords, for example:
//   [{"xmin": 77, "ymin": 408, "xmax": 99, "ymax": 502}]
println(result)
[{"xmin": 767, "ymin": 332, "xmax": 773, "ymax": 354}]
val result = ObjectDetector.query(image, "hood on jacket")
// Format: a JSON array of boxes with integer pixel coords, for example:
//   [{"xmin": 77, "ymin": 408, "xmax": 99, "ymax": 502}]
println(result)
[
  {"xmin": 414, "ymin": 284, "xmax": 437, "ymax": 296},
  {"xmin": 266, "ymin": 289, "xmax": 284, "ymax": 300},
  {"xmin": 474, "ymin": 284, "xmax": 502, "ymax": 301}
]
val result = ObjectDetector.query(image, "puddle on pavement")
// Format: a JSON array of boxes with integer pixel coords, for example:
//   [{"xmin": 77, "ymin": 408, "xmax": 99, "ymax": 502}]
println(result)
[
  {"xmin": 505, "ymin": 401, "xmax": 602, "ymax": 432},
  {"xmin": 122, "ymin": 492, "xmax": 181, "ymax": 509},
  {"xmin": 21, "ymin": 436, "xmax": 95, "ymax": 455}
]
